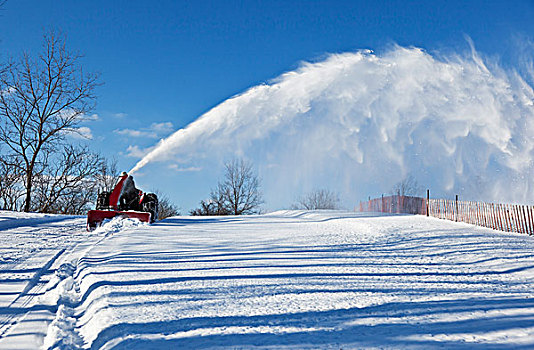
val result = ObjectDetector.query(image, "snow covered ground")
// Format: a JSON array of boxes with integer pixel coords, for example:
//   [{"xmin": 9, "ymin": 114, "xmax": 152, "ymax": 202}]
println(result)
[
  {"xmin": 1, "ymin": 210, "xmax": 534, "ymax": 349},
  {"xmin": 0, "ymin": 211, "xmax": 94, "ymax": 349}
]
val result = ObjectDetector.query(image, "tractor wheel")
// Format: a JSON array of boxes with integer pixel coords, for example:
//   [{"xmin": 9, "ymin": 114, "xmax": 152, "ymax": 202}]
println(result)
[
  {"xmin": 96, "ymin": 191, "xmax": 111, "ymax": 210},
  {"xmin": 142, "ymin": 193, "xmax": 159, "ymax": 223}
]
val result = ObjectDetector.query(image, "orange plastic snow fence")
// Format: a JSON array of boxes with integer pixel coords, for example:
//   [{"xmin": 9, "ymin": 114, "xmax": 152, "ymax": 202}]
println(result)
[{"xmin": 359, "ymin": 195, "xmax": 534, "ymax": 236}]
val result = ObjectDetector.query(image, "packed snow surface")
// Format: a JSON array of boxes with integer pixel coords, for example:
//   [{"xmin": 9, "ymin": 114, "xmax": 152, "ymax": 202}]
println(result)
[
  {"xmin": 0, "ymin": 211, "xmax": 94, "ymax": 349},
  {"xmin": 1, "ymin": 210, "xmax": 534, "ymax": 349}
]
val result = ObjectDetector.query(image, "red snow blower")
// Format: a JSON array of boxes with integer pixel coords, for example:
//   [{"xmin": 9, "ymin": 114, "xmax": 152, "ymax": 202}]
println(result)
[{"xmin": 87, "ymin": 172, "xmax": 158, "ymax": 230}]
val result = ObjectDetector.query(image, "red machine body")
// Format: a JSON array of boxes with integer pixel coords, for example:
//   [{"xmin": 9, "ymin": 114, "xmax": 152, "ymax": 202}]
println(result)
[
  {"xmin": 87, "ymin": 173, "xmax": 158, "ymax": 230},
  {"xmin": 108, "ymin": 174, "xmax": 128, "ymax": 209},
  {"xmin": 86, "ymin": 210, "xmax": 151, "ymax": 230}
]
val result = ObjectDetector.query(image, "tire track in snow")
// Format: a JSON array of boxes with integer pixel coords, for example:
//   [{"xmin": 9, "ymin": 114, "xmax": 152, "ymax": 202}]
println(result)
[
  {"xmin": 42, "ymin": 262, "xmax": 84, "ymax": 350},
  {"xmin": 41, "ymin": 217, "xmax": 147, "ymax": 350},
  {"xmin": 77, "ymin": 213, "xmax": 534, "ymax": 349},
  {"xmin": 0, "ymin": 215, "xmax": 80, "ymax": 232},
  {"xmin": 17, "ymin": 248, "xmax": 66, "ymax": 299},
  {"xmin": 0, "ymin": 248, "xmax": 66, "ymax": 340},
  {"xmin": 0, "ymin": 217, "xmax": 90, "ymax": 348}
]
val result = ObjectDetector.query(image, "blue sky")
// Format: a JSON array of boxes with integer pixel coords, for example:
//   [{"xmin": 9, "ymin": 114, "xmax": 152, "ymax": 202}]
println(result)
[{"xmin": 1, "ymin": 0, "xmax": 533, "ymax": 211}]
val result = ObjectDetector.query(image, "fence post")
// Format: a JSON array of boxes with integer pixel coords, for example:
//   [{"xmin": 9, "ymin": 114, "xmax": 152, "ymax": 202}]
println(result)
[
  {"xmin": 527, "ymin": 206, "xmax": 534, "ymax": 235},
  {"xmin": 512, "ymin": 204, "xmax": 521, "ymax": 233},
  {"xmin": 496, "ymin": 203, "xmax": 504, "ymax": 231},
  {"xmin": 455, "ymin": 195, "xmax": 459, "ymax": 222},
  {"xmin": 521, "ymin": 205, "xmax": 528, "ymax": 234},
  {"xmin": 426, "ymin": 189, "xmax": 429, "ymax": 217}
]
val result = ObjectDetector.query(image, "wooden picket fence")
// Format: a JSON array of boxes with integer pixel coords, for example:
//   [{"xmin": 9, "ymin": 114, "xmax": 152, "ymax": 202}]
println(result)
[
  {"xmin": 428, "ymin": 199, "xmax": 534, "ymax": 235},
  {"xmin": 359, "ymin": 195, "xmax": 534, "ymax": 236},
  {"xmin": 359, "ymin": 195, "xmax": 426, "ymax": 215}
]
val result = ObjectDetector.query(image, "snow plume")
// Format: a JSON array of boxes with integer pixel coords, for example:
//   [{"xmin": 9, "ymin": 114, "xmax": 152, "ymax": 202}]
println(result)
[{"xmin": 130, "ymin": 45, "xmax": 534, "ymax": 205}]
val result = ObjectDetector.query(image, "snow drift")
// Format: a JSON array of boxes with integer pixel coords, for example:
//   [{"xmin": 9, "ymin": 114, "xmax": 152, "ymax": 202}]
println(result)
[
  {"xmin": 73, "ymin": 212, "xmax": 534, "ymax": 348},
  {"xmin": 130, "ymin": 44, "xmax": 534, "ymax": 205}
]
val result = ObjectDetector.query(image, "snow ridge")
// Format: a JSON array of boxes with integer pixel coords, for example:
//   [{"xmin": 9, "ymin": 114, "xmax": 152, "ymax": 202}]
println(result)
[
  {"xmin": 41, "ymin": 217, "xmax": 147, "ymax": 349},
  {"xmin": 42, "ymin": 270, "xmax": 83, "ymax": 350},
  {"xmin": 66, "ymin": 212, "xmax": 534, "ymax": 349}
]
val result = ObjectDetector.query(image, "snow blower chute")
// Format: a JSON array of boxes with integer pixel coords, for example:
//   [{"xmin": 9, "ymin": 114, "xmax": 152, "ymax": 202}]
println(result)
[{"xmin": 87, "ymin": 172, "xmax": 158, "ymax": 230}]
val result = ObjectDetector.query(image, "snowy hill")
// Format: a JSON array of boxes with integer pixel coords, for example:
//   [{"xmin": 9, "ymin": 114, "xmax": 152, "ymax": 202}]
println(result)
[{"xmin": 1, "ymin": 210, "xmax": 534, "ymax": 349}]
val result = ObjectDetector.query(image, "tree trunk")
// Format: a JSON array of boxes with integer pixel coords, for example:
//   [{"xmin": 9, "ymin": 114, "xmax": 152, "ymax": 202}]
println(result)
[{"xmin": 24, "ymin": 169, "xmax": 32, "ymax": 212}]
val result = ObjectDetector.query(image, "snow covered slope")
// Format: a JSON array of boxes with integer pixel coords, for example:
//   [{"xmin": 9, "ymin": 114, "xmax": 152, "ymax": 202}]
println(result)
[
  {"xmin": 2, "ymin": 210, "xmax": 534, "ymax": 349},
  {"xmin": 0, "ymin": 211, "xmax": 93, "ymax": 349},
  {"xmin": 72, "ymin": 211, "xmax": 534, "ymax": 349}
]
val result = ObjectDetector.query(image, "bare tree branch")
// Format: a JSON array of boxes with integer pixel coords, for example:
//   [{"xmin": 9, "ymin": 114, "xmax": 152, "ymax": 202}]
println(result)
[
  {"xmin": 0, "ymin": 30, "xmax": 100, "ymax": 211},
  {"xmin": 390, "ymin": 175, "xmax": 422, "ymax": 197},
  {"xmin": 0, "ymin": 154, "xmax": 25, "ymax": 210},
  {"xmin": 32, "ymin": 145, "xmax": 105, "ymax": 214},
  {"xmin": 31, "ymin": 145, "xmax": 104, "ymax": 213},
  {"xmin": 216, "ymin": 159, "xmax": 263, "ymax": 215},
  {"xmin": 151, "ymin": 190, "xmax": 180, "ymax": 220},
  {"xmin": 94, "ymin": 157, "xmax": 119, "ymax": 193},
  {"xmin": 292, "ymin": 189, "xmax": 339, "ymax": 210},
  {"xmin": 192, "ymin": 159, "xmax": 263, "ymax": 216}
]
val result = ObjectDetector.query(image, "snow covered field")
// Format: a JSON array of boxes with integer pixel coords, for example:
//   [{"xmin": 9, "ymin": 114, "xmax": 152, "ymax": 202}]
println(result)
[
  {"xmin": 1, "ymin": 210, "xmax": 534, "ymax": 349},
  {"xmin": 0, "ymin": 211, "xmax": 97, "ymax": 349}
]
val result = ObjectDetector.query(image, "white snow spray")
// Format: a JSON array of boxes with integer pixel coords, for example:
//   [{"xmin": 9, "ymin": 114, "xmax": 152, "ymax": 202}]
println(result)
[{"xmin": 130, "ymin": 44, "xmax": 534, "ymax": 205}]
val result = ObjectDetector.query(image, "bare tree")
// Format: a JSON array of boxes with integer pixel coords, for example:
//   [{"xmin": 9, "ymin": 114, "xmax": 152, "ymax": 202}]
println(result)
[
  {"xmin": 152, "ymin": 190, "xmax": 180, "ymax": 220},
  {"xmin": 391, "ymin": 175, "xmax": 422, "ymax": 197},
  {"xmin": 31, "ymin": 145, "xmax": 104, "ymax": 213},
  {"xmin": 94, "ymin": 157, "xmax": 119, "ymax": 193},
  {"xmin": 192, "ymin": 159, "xmax": 262, "ymax": 216},
  {"xmin": 212, "ymin": 159, "xmax": 263, "ymax": 215},
  {"xmin": 209, "ymin": 183, "xmax": 233, "ymax": 215},
  {"xmin": 190, "ymin": 198, "xmax": 229, "ymax": 216},
  {"xmin": 190, "ymin": 200, "xmax": 215, "ymax": 216},
  {"xmin": 0, "ymin": 154, "xmax": 25, "ymax": 210},
  {"xmin": 292, "ymin": 189, "xmax": 339, "ymax": 210},
  {"xmin": 0, "ymin": 31, "xmax": 99, "ymax": 212}
]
